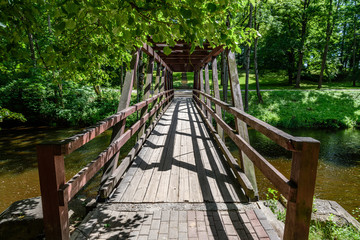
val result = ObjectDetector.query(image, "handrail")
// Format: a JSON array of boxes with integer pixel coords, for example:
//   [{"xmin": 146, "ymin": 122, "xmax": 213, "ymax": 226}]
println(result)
[
  {"xmin": 37, "ymin": 89, "xmax": 174, "ymax": 240},
  {"xmin": 58, "ymin": 90, "xmax": 172, "ymax": 155},
  {"xmin": 192, "ymin": 90, "xmax": 320, "ymax": 240},
  {"xmin": 193, "ymin": 94, "xmax": 295, "ymax": 200},
  {"xmin": 193, "ymin": 90, "xmax": 302, "ymax": 151},
  {"xmin": 58, "ymin": 92, "xmax": 173, "ymax": 203}
]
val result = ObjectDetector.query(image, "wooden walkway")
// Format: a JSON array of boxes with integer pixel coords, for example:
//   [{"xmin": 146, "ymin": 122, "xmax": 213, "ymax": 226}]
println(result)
[{"xmin": 72, "ymin": 98, "xmax": 280, "ymax": 240}]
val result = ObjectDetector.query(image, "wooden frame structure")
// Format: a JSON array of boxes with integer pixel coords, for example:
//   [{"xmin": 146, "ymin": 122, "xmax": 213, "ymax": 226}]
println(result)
[
  {"xmin": 37, "ymin": 44, "xmax": 174, "ymax": 240},
  {"xmin": 192, "ymin": 50, "xmax": 320, "ymax": 240},
  {"xmin": 37, "ymin": 41, "xmax": 320, "ymax": 240}
]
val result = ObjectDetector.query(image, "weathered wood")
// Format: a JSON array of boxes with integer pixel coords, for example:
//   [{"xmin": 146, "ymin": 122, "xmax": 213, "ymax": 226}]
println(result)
[
  {"xmin": 194, "ymin": 95, "xmax": 293, "ymax": 200},
  {"xmin": 37, "ymin": 144, "xmax": 69, "ymax": 240},
  {"xmin": 193, "ymin": 99, "xmax": 254, "ymax": 200},
  {"xmin": 138, "ymin": 56, "xmax": 154, "ymax": 139},
  {"xmin": 284, "ymin": 138, "xmax": 320, "ymax": 240},
  {"xmin": 211, "ymin": 57, "xmax": 224, "ymax": 140},
  {"xmin": 60, "ymin": 93, "xmax": 174, "ymax": 202},
  {"xmin": 204, "ymin": 64, "xmax": 212, "ymax": 123},
  {"xmin": 193, "ymin": 90, "xmax": 302, "ymax": 152},
  {"xmin": 100, "ymin": 50, "xmax": 140, "ymax": 190},
  {"xmin": 99, "ymin": 101, "xmax": 172, "ymax": 199},
  {"xmin": 141, "ymin": 43, "xmax": 172, "ymax": 73},
  {"xmin": 199, "ymin": 68, "xmax": 206, "ymax": 113},
  {"xmin": 198, "ymin": 45, "xmax": 224, "ymax": 68},
  {"xmin": 227, "ymin": 50, "xmax": 258, "ymax": 197}
]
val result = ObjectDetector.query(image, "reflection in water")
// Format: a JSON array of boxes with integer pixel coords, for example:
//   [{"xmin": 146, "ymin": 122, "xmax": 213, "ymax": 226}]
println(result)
[
  {"xmin": 227, "ymin": 128, "xmax": 360, "ymax": 216},
  {"xmin": 0, "ymin": 126, "xmax": 135, "ymax": 213}
]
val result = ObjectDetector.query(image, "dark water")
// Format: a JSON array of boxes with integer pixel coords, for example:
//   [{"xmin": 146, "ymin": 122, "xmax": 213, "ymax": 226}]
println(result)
[
  {"xmin": 227, "ymin": 128, "xmax": 360, "ymax": 216},
  {"xmin": 0, "ymin": 126, "xmax": 136, "ymax": 213},
  {"xmin": 0, "ymin": 126, "xmax": 359, "ymax": 217}
]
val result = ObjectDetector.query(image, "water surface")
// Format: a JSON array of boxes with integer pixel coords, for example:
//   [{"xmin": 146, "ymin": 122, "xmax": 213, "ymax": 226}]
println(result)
[{"xmin": 227, "ymin": 128, "xmax": 360, "ymax": 215}]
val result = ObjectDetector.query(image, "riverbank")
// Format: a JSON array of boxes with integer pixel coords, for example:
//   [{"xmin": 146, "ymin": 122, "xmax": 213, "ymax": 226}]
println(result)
[{"xmin": 236, "ymin": 90, "xmax": 360, "ymax": 129}]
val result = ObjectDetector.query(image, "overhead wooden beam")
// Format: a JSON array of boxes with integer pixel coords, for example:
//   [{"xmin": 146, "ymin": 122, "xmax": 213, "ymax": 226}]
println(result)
[
  {"xmin": 142, "ymin": 43, "xmax": 173, "ymax": 73},
  {"xmin": 195, "ymin": 46, "xmax": 224, "ymax": 70},
  {"xmin": 154, "ymin": 46, "xmax": 213, "ymax": 51},
  {"xmin": 164, "ymin": 60, "xmax": 203, "ymax": 65}
]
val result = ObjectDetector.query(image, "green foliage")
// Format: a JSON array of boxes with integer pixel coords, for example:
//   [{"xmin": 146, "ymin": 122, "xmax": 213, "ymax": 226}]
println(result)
[
  {"xmin": 0, "ymin": 107, "xmax": 26, "ymax": 123},
  {"xmin": 265, "ymin": 188, "xmax": 286, "ymax": 222},
  {"xmin": 309, "ymin": 215, "xmax": 360, "ymax": 240},
  {"xmin": 352, "ymin": 207, "xmax": 360, "ymax": 221},
  {"xmin": 0, "ymin": 78, "xmax": 138, "ymax": 127},
  {"xmin": 247, "ymin": 90, "xmax": 360, "ymax": 129}
]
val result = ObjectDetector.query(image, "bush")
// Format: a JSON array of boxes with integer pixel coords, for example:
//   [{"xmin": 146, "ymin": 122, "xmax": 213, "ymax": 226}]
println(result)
[{"xmin": 0, "ymin": 77, "xmax": 138, "ymax": 127}]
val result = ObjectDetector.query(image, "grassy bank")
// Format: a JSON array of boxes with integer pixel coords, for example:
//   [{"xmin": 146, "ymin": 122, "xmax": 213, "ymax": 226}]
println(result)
[
  {"xmin": 244, "ymin": 90, "xmax": 360, "ymax": 129},
  {"xmin": 172, "ymin": 70, "xmax": 359, "ymax": 90}
]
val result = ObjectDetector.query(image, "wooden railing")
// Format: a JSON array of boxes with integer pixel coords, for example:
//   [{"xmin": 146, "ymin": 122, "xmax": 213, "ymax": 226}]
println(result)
[
  {"xmin": 193, "ymin": 89, "xmax": 320, "ymax": 240},
  {"xmin": 37, "ymin": 90, "xmax": 174, "ymax": 240}
]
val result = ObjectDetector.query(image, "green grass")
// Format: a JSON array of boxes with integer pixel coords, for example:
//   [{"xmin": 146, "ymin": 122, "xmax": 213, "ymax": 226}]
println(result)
[
  {"xmin": 172, "ymin": 70, "xmax": 359, "ymax": 90},
  {"xmin": 246, "ymin": 91, "xmax": 360, "ymax": 129},
  {"xmin": 309, "ymin": 218, "xmax": 360, "ymax": 240}
]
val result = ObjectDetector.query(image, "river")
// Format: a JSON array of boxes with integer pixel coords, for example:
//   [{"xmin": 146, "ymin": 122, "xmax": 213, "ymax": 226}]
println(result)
[{"xmin": 0, "ymin": 126, "xmax": 359, "ymax": 217}]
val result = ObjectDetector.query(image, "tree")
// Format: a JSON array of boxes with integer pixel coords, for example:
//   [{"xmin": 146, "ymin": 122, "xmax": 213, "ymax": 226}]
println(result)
[
  {"xmin": 295, "ymin": 0, "xmax": 312, "ymax": 88},
  {"xmin": 253, "ymin": 3, "xmax": 263, "ymax": 104}
]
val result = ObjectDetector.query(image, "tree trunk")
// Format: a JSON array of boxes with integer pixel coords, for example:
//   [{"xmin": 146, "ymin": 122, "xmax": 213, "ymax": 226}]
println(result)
[
  {"xmin": 244, "ymin": 3, "xmax": 253, "ymax": 111},
  {"xmin": 352, "ymin": 0, "xmax": 357, "ymax": 87},
  {"xmin": 254, "ymin": 5, "xmax": 263, "ymax": 104},
  {"xmin": 319, "ymin": 0, "xmax": 334, "ymax": 89},
  {"xmin": 27, "ymin": 32, "xmax": 36, "ymax": 67},
  {"xmin": 295, "ymin": 0, "xmax": 310, "ymax": 88},
  {"xmin": 339, "ymin": 22, "xmax": 347, "ymax": 72},
  {"xmin": 287, "ymin": 50, "xmax": 295, "ymax": 85}
]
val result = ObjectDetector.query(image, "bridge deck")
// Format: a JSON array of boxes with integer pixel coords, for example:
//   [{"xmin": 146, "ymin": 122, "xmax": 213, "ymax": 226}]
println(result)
[{"xmin": 72, "ymin": 98, "xmax": 279, "ymax": 240}]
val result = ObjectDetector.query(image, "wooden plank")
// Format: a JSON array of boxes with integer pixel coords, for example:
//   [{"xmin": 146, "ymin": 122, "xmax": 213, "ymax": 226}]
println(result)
[
  {"xmin": 154, "ymin": 101, "xmax": 179, "ymax": 202},
  {"xmin": 138, "ymin": 56, "xmax": 154, "ymax": 139},
  {"xmin": 99, "ymin": 103, "xmax": 170, "ymax": 199},
  {"xmin": 101, "ymin": 50, "xmax": 140, "ymax": 190},
  {"xmin": 194, "ymin": 95, "xmax": 293, "ymax": 199},
  {"xmin": 131, "ymin": 102, "xmax": 174, "ymax": 202},
  {"xmin": 211, "ymin": 57, "xmax": 224, "ymax": 140},
  {"xmin": 166, "ymin": 110, "xmax": 182, "ymax": 202},
  {"xmin": 227, "ymin": 50, "xmax": 258, "ymax": 197},
  {"xmin": 141, "ymin": 43, "xmax": 172, "ymax": 73},
  {"xmin": 204, "ymin": 64, "xmax": 212, "ymax": 124},
  {"xmin": 184, "ymin": 99, "xmax": 205, "ymax": 202},
  {"xmin": 193, "ymin": 100, "xmax": 255, "ymax": 200},
  {"xmin": 199, "ymin": 68, "xmax": 205, "ymax": 113},
  {"xmin": 198, "ymin": 46, "xmax": 224, "ymax": 67},
  {"xmin": 37, "ymin": 144, "xmax": 69, "ymax": 240},
  {"xmin": 192, "ymin": 101, "xmax": 241, "ymax": 203},
  {"xmin": 109, "ymin": 101, "xmax": 173, "ymax": 202},
  {"xmin": 142, "ymin": 101, "xmax": 175, "ymax": 202},
  {"xmin": 189, "ymin": 102, "xmax": 214, "ymax": 203},
  {"xmin": 178, "ymin": 100, "xmax": 190, "ymax": 202},
  {"xmin": 284, "ymin": 138, "xmax": 320, "ymax": 240},
  {"xmin": 193, "ymin": 108, "xmax": 223, "ymax": 203}
]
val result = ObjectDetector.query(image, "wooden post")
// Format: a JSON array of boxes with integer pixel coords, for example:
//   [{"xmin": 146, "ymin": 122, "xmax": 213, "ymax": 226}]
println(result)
[
  {"xmin": 157, "ymin": 66, "xmax": 165, "ymax": 114},
  {"xmin": 204, "ymin": 64, "xmax": 212, "ymax": 123},
  {"xmin": 227, "ymin": 50, "xmax": 258, "ymax": 198},
  {"xmin": 211, "ymin": 57, "xmax": 224, "ymax": 139},
  {"xmin": 149, "ymin": 63, "xmax": 161, "ymax": 125},
  {"xmin": 100, "ymin": 50, "xmax": 140, "ymax": 192},
  {"xmin": 37, "ymin": 144, "xmax": 69, "ymax": 240},
  {"xmin": 199, "ymin": 68, "xmax": 206, "ymax": 112},
  {"xmin": 284, "ymin": 138, "xmax": 320, "ymax": 240},
  {"xmin": 138, "ymin": 56, "xmax": 154, "ymax": 139}
]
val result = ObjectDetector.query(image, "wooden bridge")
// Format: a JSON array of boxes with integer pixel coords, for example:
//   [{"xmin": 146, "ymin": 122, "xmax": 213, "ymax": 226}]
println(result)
[{"xmin": 37, "ymin": 43, "xmax": 320, "ymax": 240}]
